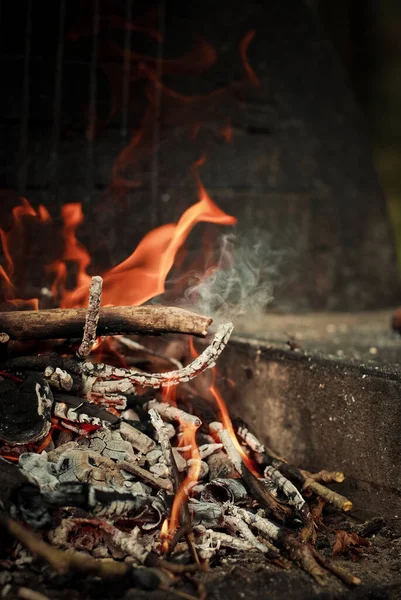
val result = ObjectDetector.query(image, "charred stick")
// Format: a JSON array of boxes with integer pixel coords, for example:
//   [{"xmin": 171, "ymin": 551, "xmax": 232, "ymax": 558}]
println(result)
[
  {"xmin": 0, "ymin": 353, "xmax": 81, "ymax": 375},
  {"xmin": 209, "ymin": 422, "xmax": 291, "ymax": 522},
  {"xmin": 118, "ymin": 460, "xmax": 173, "ymax": 492},
  {"xmin": 235, "ymin": 424, "xmax": 352, "ymax": 513},
  {"xmin": 119, "ymin": 421, "xmax": 156, "ymax": 454},
  {"xmin": 146, "ymin": 400, "xmax": 201, "ymax": 427},
  {"xmin": 77, "ymin": 276, "xmax": 103, "ymax": 359},
  {"xmin": 310, "ymin": 546, "xmax": 361, "ymax": 586},
  {"xmin": 0, "ymin": 305, "xmax": 213, "ymax": 341},
  {"xmin": 223, "ymin": 514, "xmax": 281, "ymax": 558},
  {"xmin": 149, "ymin": 408, "xmax": 180, "ymax": 491},
  {"xmin": 264, "ymin": 465, "xmax": 312, "ymax": 524},
  {"xmin": 81, "ymin": 322, "xmax": 233, "ymax": 389}
]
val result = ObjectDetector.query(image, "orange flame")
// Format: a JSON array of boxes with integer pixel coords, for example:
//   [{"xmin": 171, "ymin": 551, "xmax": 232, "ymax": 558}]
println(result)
[
  {"xmin": 169, "ymin": 421, "xmax": 201, "ymax": 536},
  {"xmin": 161, "ymin": 385, "xmax": 177, "ymax": 408},
  {"xmin": 0, "ymin": 198, "xmax": 51, "ymax": 309},
  {"xmin": 62, "ymin": 171, "xmax": 236, "ymax": 308},
  {"xmin": 240, "ymin": 30, "xmax": 260, "ymax": 87},
  {"xmin": 160, "ymin": 518, "xmax": 170, "ymax": 553},
  {"xmin": 209, "ymin": 381, "xmax": 259, "ymax": 476}
]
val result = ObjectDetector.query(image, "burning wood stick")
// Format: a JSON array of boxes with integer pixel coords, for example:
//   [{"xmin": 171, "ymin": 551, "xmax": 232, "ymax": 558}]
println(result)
[
  {"xmin": 209, "ymin": 422, "xmax": 291, "ymax": 521},
  {"xmin": 118, "ymin": 460, "xmax": 172, "ymax": 492},
  {"xmin": 146, "ymin": 400, "xmax": 201, "ymax": 427},
  {"xmin": 149, "ymin": 408, "xmax": 179, "ymax": 488},
  {"xmin": 264, "ymin": 465, "xmax": 312, "ymax": 524},
  {"xmin": 82, "ymin": 322, "xmax": 233, "ymax": 389},
  {"xmin": 0, "ymin": 305, "xmax": 213, "ymax": 341},
  {"xmin": 77, "ymin": 276, "xmax": 103, "ymax": 359}
]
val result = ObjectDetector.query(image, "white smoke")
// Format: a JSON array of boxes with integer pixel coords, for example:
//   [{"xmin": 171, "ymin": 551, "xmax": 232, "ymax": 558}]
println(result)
[{"xmin": 177, "ymin": 231, "xmax": 284, "ymax": 323}]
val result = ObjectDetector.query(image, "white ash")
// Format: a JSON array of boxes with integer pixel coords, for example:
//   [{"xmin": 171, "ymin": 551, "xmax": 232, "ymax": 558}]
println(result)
[
  {"xmin": 89, "ymin": 378, "xmax": 136, "ymax": 396},
  {"xmin": 46, "ymin": 441, "xmax": 79, "ymax": 462},
  {"xmin": 148, "ymin": 408, "xmax": 177, "ymax": 483},
  {"xmin": 236, "ymin": 424, "xmax": 265, "ymax": 454},
  {"xmin": 195, "ymin": 525, "xmax": 255, "ymax": 558},
  {"xmin": 223, "ymin": 514, "xmax": 271, "ymax": 554},
  {"xmin": 198, "ymin": 443, "xmax": 224, "ymax": 459},
  {"xmin": 57, "ymin": 449, "xmax": 125, "ymax": 489},
  {"xmin": 164, "ymin": 422, "xmax": 176, "ymax": 439},
  {"xmin": 101, "ymin": 523, "xmax": 149, "ymax": 564},
  {"xmin": 146, "ymin": 449, "xmax": 163, "ymax": 466},
  {"xmin": 35, "ymin": 381, "xmax": 53, "ymax": 416},
  {"xmin": 146, "ymin": 400, "xmax": 201, "ymax": 427},
  {"xmin": 124, "ymin": 481, "xmax": 152, "ymax": 495},
  {"xmin": 120, "ymin": 421, "xmax": 155, "ymax": 454},
  {"xmin": 121, "ymin": 408, "xmax": 141, "ymax": 422},
  {"xmin": 19, "ymin": 453, "xmax": 59, "ymax": 490},
  {"xmin": 264, "ymin": 465, "xmax": 310, "ymax": 521},
  {"xmin": 172, "ymin": 448, "xmax": 187, "ymax": 472},
  {"xmin": 77, "ymin": 429, "xmax": 136, "ymax": 462},
  {"xmin": 149, "ymin": 462, "xmax": 169, "ymax": 477},
  {"xmin": 44, "ymin": 367, "xmax": 73, "ymax": 391},
  {"xmin": 209, "ymin": 422, "xmax": 243, "ymax": 473},
  {"xmin": 225, "ymin": 505, "xmax": 282, "ymax": 542}
]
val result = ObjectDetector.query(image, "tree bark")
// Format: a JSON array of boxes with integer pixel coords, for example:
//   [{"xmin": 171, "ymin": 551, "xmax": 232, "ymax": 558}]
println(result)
[{"xmin": 0, "ymin": 306, "xmax": 212, "ymax": 341}]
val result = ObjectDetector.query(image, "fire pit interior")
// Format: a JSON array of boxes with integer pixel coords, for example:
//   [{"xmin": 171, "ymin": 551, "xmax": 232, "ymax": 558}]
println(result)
[{"xmin": 0, "ymin": 1, "xmax": 400, "ymax": 599}]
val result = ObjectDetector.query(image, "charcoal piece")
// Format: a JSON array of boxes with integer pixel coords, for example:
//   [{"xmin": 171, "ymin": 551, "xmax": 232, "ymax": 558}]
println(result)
[
  {"xmin": 201, "ymin": 478, "xmax": 248, "ymax": 504},
  {"xmin": 0, "ymin": 374, "xmax": 53, "ymax": 445},
  {"xmin": 53, "ymin": 393, "xmax": 120, "ymax": 428},
  {"xmin": 0, "ymin": 353, "xmax": 81, "ymax": 375}
]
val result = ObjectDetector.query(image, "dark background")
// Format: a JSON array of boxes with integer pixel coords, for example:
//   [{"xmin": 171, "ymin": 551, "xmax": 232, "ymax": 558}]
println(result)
[{"xmin": 1, "ymin": 0, "xmax": 401, "ymax": 312}]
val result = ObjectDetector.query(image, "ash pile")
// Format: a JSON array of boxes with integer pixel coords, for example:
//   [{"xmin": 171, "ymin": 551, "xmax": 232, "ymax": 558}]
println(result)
[{"xmin": 0, "ymin": 276, "xmax": 367, "ymax": 597}]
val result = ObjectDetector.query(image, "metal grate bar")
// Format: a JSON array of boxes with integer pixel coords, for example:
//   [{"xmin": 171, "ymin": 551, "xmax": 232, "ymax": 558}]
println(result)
[
  {"xmin": 18, "ymin": 0, "xmax": 33, "ymax": 196},
  {"xmin": 121, "ymin": 0, "xmax": 132, "ymax": 138},
  {"xmin": 150, "ymin": 0, "xmax": 165, "ymax": 227},
  {"xmin": 50, "ymin": 0, "xmax": 66, "ymax": 198},
  {"xmin": 85, "ymin": 0, "xmax": 100, "ymax": 202}
]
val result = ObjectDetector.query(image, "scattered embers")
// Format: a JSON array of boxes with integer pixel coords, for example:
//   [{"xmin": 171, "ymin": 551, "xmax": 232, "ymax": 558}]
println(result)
[{"xmin": 0, "ymin": 283, "xmax": 367, "ymax": 597}]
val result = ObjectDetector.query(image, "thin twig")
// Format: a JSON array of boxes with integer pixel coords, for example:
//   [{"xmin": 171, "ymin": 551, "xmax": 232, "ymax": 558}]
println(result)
[{"xmin": 77, "ymin": 276, "xmax": 103, "ymax": 359}]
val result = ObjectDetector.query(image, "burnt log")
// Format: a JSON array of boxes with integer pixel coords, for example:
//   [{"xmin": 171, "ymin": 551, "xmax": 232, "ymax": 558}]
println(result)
[
  {"xmin": 0, "ymin": 374, "xmax": 53, "ymax": 445},
  {"xmin": 0, "ymin": 306, "xmax": 212, "ymax": 341}
]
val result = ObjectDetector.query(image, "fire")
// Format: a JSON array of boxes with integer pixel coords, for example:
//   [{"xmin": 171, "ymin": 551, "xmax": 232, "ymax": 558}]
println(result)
[
  {"xmin": 240, "ymin": 30, "xmax": 260, "ymax": 87},
  {"xmin": 209, "ymin": 382, "xmax": 259, "ymax": 477},
  {"xmin": 0, "ymin": 198, "xmax": 51, "ymax": 310},
  {"xmin": 169, "ymin": 421, "xmax": 202, "ymax": 536},
  {"xmin": 161, "ymin": 385, "xmax": 177, "ymax": 408},
  {"xmin": 62, "ymin": 167, "xmax": 236, "ymax": 309},
  {"xmin": 160, "ymin": 518, "xmax": 170, "ymax": 553}
]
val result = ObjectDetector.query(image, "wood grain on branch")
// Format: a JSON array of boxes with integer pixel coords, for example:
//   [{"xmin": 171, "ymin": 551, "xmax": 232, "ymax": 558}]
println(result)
[{"xmin": 0, "ymin": 306, "xmax": 213, "ymax": 341}]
